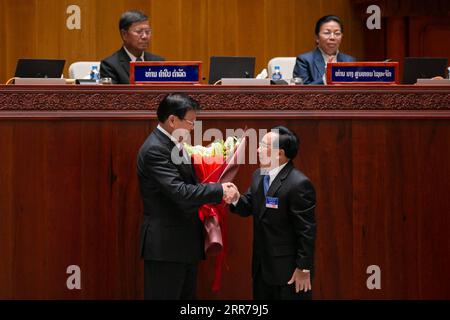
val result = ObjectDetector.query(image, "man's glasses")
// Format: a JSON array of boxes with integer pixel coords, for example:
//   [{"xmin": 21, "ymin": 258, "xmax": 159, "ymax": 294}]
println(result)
[
  {"xmin": 182, "ymin": 119, "xmax": 195, "ymax": 126},
  {"xmin": 320, "ymin": 31, "xmax": 342, "ymax": 38},
  {"xmin": 129, "ymin": 28, "xmax": 152, "ymax": 36},
  {"xmin": 259, "ymin": 142, "xmax": 270, "ymax": 149}
]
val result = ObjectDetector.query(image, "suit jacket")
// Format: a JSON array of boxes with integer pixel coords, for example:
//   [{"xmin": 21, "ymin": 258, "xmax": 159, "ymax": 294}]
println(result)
[
  {"xmin": 137, "ymin": 128, "xmax": 223, "ymax": 263},
  {"xmin": 100, "ymin": 47, "xmax": 164, "ymax": 84},
  {"xmin": 293, "ymin": 47, "xmax": 355, "ymax": 84},
  {"xmin": 230, "ymin": 161, "xmax": 316, "ymax": 285}
]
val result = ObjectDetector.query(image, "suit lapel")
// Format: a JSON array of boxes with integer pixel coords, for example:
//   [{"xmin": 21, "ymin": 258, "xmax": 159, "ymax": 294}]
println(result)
[
  {"xmin": 266, "ymin": 177, "xmax": 282, "ymax": 198},
  {"xmin": 118, "ymin": 47, "xmax": 131, "ymax": 78},
  {"xmin": 180, "ymin": 154, "xmax": 196, "ymax": 182},
  {"xmin": 154, "ymin": 128, "xmax": 196, "ymax": 182},
  {"xmin": 259, "ymin": 162, "xmax": 294, "ymax": 219},
  {"xmin": 144, "ymin": 52, "xmax": 153, "ymax": 61},
  {"xmin": 313, "ymin": 48, "xmax": 325, "ymax": 80},
  {"xmin": 255, "ymin": 174, "xmax": 266, "ymax": 218}
]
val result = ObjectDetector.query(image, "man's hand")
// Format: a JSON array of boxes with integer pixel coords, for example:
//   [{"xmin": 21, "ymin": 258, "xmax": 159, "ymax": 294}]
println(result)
[
  {"xmin": 287, "ymin": 268, "xmax": 311, "ymax": 293},
  {"xmin": 230, "ymin": 184, "xmax": 240, "ymax": 203},
  {"xmin": 222, "ymin": 182, "xmax": 239, "ymax": 204}
]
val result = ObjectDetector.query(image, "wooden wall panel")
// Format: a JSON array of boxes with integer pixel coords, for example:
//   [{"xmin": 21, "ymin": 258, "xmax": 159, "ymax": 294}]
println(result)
[
  {"xmin": 0, "ymin": 122, "xmax": 14, "ymax": 297},
  {"xmin": 1, "ymin": 82, "xmax": 450, "ymax": 299},
  {"xmin": 352, "ymin": 121, "xmax": 420, "ymax": 299},
  {"xmin": 312, "ymin": 120, "xmax": 354, "ymax": 299},
  {"xmin": 2, "ymin": 114, "xmax": 450, "ymax": 299},
  {"xmin": 0, "ymin": 0, "xmax": 5, "ymax": 74},
  {"xmin": 352, "ymin": 120, "xmax": 450, "ymax": 299},
  {"xmin": 409, "ymin": 16, "xmax": 450, "ymax": 63},
  {"xmin": 386, "ymin": 17, "xmax": 407, "ymax": 79},
  {"xmin": 3, "ymin": 0, "xmax": 450, "ymax": 84},
  {"xmin": 415, "ymin": 122, "xmax": 450, "ymax": 299},
  {"xmin": 0, "ymin": 120, "xmax": 148, "ymax": 299},
  {"xmin": 0, "ymin": 0, "xmax": 364, "ymax": 83},
  {"xmin": 351, "ymin": 0, "xmax": 450, "ymax": 76}
]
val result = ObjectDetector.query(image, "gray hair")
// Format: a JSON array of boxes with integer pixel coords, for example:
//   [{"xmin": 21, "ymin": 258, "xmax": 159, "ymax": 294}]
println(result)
[{"xmin": 119, "ymin": 10, "xmax": 148, "ymax": 31}]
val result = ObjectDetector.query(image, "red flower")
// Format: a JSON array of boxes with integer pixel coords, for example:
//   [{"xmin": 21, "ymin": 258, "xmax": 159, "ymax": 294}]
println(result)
[{"xmin": 187, "ymin": 135, "xmax": 247, "ymax": 291}]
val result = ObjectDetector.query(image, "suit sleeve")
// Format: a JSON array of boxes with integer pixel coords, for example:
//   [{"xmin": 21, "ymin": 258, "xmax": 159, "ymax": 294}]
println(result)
[
  {"xmin": 309, "ymin": 78, "xmax": 324, "ymax": 85},
  {"xmin": 144, "ymin": 146, "xmax": 223, "ymax": 207},
  {"xmin": 100, "ymin": 59, "xmax": 119, "ymax": 84},
  {"xmin": 149, "ymin": 54, "xmax": 165, "ymax": 61},
  {"xmin": 230, "ymin": 187, "xmax": 253, "ymax": 217},
  {"xmin": 293, "ymin": 55, "xmax": 321, "ymax": 85},
  {"xmin": 288, "ymin": 179, "xmax": 316, "ymax": 270}
]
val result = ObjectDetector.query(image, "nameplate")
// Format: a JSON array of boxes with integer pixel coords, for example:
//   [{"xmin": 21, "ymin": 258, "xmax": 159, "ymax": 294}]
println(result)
[
  {"xmin": 327, "ymin": 62, "xmax": 399, "ymax": 85},
  {"xmin": 129, "ymin": 61, "xmax": 202, "ymax": 84}
]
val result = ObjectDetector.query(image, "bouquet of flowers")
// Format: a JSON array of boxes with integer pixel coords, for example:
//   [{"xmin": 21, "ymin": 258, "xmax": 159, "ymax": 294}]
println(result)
[{"xmin": 184, "ymin": 135, "xmax": 247, "ymax": 291}]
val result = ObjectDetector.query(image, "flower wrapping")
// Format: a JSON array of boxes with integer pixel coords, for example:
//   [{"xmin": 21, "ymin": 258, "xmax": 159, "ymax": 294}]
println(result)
[{"xmin": 185, "ymin": 135, "xmax": 247, "ymax": 291}]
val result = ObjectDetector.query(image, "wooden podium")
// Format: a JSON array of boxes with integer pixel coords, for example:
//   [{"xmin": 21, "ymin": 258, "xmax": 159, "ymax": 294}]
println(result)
[{"xmin": 1, "ymin": 84, "xmax": 450, "ymax": 299}]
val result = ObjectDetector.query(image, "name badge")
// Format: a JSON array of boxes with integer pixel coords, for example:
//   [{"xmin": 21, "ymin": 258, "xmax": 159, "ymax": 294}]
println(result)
[{"xmin": 265, "ymin": 197, "xmax": 279, "ymax": 209}]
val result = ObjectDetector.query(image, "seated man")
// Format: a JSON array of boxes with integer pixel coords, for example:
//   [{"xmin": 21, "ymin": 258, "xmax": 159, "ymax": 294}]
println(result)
[
  {"xmin": 293, "ymin": 15, "xmax": 355, "ymax": 85},
  {"xmin": 100, "ymin": 10, "xmax": 164, "ymax": 84}
]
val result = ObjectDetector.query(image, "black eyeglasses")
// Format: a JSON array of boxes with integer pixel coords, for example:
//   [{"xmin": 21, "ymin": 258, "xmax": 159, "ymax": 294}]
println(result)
[
  {"xmin": 183, "ymin": 119, "xmax": 195, "ymax": 126},
  {"xmin": 129, "ymin": 28, "xmax": 152, "ymax": 36}
]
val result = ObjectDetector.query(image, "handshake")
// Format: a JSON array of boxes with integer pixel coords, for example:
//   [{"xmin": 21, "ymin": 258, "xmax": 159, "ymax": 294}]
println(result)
[{"xmin": 221, "ymin": 182, "xmax": 240, "ymax": 204}]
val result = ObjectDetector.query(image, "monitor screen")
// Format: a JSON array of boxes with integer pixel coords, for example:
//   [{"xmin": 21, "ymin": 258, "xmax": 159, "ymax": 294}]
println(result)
[
  {"xmin": 402, "ymin": 57, "xmax": 448, "ymax": 84},
  {"xmin": 14, "ymin": 59, "xmax": 65, "ymax": 78},
  {"xmin": 208, "ymin": 56, "xmax": 255, "ymax": 84}
]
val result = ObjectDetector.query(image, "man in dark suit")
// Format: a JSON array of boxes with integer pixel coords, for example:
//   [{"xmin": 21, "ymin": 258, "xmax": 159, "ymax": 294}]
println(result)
[
  {"xmin": 137, "ymin": 93, "xmax": 238, "ymax": 300},
  {"xmin": 293, "ymin": 15, "xmax": 355, "ymax": 84},
  {"xmin": 230, "ymin": 126, "xmax": 316, "ymax": 300},
  {"xmin": 100, "ymin": 10, "xmax": 164, "ymax": 84}
]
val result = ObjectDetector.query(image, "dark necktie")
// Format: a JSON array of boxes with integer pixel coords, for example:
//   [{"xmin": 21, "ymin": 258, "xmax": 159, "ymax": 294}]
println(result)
[
  {"xmin": 263, "ymin": 175, "xmax": 270, "ymax": 196},
  {"xmin": 179, "ymin": 146, "xmax": 190, "ymax": 164},
  {"xmin": 179, "ymin": 147, "xmax": 184, "ymax": 158},
  {"xmin": 136, "ymin": 57, "xmax": 143, "ymax": 62}
]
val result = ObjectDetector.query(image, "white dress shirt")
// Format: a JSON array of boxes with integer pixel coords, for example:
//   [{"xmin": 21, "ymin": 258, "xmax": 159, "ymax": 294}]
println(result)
[
  {"xmin": 157, "ymin": 124, "xmax": 189, "ymax": 163},
  {"xmin": 318, "ymin": 47, "xmax": 339, "ymax": 85},
  {"xmin": 232, "ymin": 162, "xmax": 288, "ymax": 206},
  {"xmin": 123, "ymin": 46, "xmax": 145, "ymax": 62},
  {"xmin": 263, "ymin": 162, "xmax": 288, "ymax": 188}
]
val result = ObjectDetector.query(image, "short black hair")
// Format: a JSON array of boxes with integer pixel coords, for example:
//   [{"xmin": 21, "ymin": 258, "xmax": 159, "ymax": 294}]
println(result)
[
  {"xmin": 315, "ymin": 15, "xmax": 343, "ymax": 35},
  {"xmin": 119, "ymin": 10, "xmax": 148, "ymax": 31},
  {"xmin": 157, "ymin": 93, "xmax": 200, "ymax": 123},
  {"xmin": 271, "ymin": 125, "xmax": 299, "ymax": 159}
]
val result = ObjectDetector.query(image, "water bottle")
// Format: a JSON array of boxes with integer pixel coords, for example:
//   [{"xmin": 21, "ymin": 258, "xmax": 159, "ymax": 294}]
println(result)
[
  {"xmin": 90, "ymin": 65, "xmax": 100, "ymax": 82},
  {"xmin": 272, "ymin": 66, "xmax": 282, "ymax": 81}
]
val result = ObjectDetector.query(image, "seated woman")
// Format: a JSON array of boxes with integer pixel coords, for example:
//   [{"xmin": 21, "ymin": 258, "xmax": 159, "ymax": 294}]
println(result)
[{"xmin": 293, "ymin": 15, "xmax": 355, "ymax": 85}]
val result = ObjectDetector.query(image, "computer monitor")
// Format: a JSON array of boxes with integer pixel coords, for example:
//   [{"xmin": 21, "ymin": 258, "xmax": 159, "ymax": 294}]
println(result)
[
  {"xmin": 402, "ymin": 57, "xmax": 448, "ymax": 84},
  {"xmin": 208, "ymin": 56, "xmax": 255, "ymax": 84},
  {"xmin": 14, "ymin": 59, "xmax": 65, "ymax": 78}
]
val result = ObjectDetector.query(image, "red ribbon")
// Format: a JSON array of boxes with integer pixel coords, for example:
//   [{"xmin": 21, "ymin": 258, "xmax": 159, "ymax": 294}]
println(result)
[{"xmin": 192, "ymin": 154, "xmax": 229, "ymax": 291}]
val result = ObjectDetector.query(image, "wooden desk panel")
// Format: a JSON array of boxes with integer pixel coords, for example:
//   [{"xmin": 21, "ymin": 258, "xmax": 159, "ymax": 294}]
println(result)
[{"xmin": 1, "ymin": 85, "xmax": 449, "ymax": 299}]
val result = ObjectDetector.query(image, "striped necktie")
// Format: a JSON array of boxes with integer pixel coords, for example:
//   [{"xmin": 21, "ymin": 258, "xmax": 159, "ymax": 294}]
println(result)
[{"xmin": 263, "ymin": 175, "xmax": 270, "ymax": 196}]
